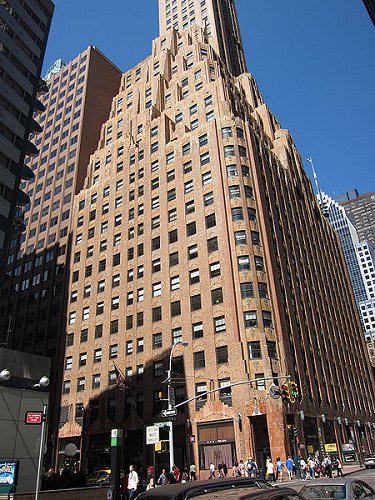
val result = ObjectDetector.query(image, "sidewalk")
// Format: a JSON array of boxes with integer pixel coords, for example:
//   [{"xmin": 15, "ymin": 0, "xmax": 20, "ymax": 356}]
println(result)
[{"xmin": 342, "ymin": 463, "xmax": 364, "ymax": 476}]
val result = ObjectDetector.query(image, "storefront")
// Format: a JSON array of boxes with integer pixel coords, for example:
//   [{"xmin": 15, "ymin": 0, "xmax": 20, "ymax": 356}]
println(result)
[{"xmin": 197, "ymin": 420, "xmax": 236, "ymax": 470}]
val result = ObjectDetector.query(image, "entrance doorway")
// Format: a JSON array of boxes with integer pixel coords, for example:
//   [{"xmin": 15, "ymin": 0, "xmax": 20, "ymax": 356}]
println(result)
[{"xmin": 250, "ymin": 415, "xmax": 270, "ymax": 470}]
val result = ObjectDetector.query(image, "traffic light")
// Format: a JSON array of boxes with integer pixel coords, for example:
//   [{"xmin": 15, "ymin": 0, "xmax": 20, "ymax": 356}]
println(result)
[
  {"xmin": 289, "ymin": 382, "xmax": 299, "ymax": 403},
  {"xmin": 281, "ymin": 383, "xmax": 290, "ymax": 402}
]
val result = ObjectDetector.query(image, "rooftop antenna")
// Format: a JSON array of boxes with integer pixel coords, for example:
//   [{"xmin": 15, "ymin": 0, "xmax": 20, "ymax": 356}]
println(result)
[{"xmin": 306, "ymin": 157, "xmax": 329, "ymax": 217}]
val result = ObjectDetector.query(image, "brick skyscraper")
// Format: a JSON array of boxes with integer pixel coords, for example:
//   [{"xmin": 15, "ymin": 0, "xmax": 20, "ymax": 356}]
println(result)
[
  {"xmin": 55, "ymin": 0, "xmax": 375, "ymax": 473},
  {"xmin": 0, "ymin": 46, "xmax": 122, "ymax": 466}
]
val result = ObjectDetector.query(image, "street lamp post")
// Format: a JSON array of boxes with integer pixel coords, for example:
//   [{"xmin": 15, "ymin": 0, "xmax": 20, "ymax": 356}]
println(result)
[{"xmin": 165, "ymin": 341, "xmax": 188, "ymax": 472}]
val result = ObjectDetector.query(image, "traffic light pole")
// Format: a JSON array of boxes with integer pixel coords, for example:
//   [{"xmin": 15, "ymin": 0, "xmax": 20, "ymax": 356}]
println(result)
[
  {"xmin": 166, "ymin": 368, "xmax": 175, "ymax": 473},
  {"xmin": 173, "ymin": 376, "xmax": 292, "ymax": 409}
]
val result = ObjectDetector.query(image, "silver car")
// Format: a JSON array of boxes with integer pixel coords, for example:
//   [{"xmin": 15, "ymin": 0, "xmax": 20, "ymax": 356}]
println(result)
[
  {"xmin": 364, "ymin": 454, "xmax": 375, "ymax": 469},
  {"xmin": 300, "ymin": 478, "xmax": 375, "ymax": 499}
]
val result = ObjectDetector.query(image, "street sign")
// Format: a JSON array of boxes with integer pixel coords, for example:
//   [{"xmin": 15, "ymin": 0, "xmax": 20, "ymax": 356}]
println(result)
[
  {"xmin": 269, "ymin": 385, "xmax": 281, "ymax": 399},
  {"xmin": 25, "ymin": 411, "xmax": 43, "ymax": 424},
  {"xmin": 161, "ymin": 408, "xmax": 177, "ymax": 418},
  {"xmin": 146, "ymin": 425, "xmax": 160, "ymax": 445}
]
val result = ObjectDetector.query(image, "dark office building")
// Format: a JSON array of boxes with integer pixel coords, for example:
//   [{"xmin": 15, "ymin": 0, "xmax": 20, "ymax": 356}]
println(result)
[
  {"xmin": 0, "ymin": 46, "xmax": 122, "ymax": 466},
  {"xmin": 0, "ymin": 0, "xmax": 54, "ymax": 288}
]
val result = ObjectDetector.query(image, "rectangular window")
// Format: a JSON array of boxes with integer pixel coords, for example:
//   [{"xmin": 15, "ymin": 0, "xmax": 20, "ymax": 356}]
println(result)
[
  {"xmin": 192, "ymin": 322, "xmax": 203, "ymax": 339},
  {"xmin": 171, "ymin": 300, "xmax": 181, "ymax": 317},
  {"xmin": 238, "ymin": 255, "xmax": 250, "ymax": 271},
  {"xmin": 194, "ymin": 351, "xmax": 205, "ymax": 369},
  {"xmin": 209, "ymin": 261, "xmax": 221, "ymax": 277},
  {"xmin": 241, "ymin": 282, "xmax": 254, "ymax": 299},
  {"xmin": 170, "ymin": 276, "xmax": 180, "ymax": 291},
  {"xmin": 235, "ymin": 231, "xmax": 246, "ymax": 246},
  {"xmin": 207, "ymin": 236, "xmax": 218, "ymax": 253},
  {"xmin": 262, "ymin": 310, "xmax": 272, "ymax": 328},
  {"xmin": 186, "ymin": 221, "xmax": 196, "ymax": 236},
  {"xmin": 216, "ymin": 346, "xmax": 228, "ymax": 364},
  {"xmin": 214, "ymin": 316, "xmax": 226, "ymax": 333},
  {"xmin": 200, "ymin": 152, "xmax": 210, "ymax": 165},
  {"xmin": 153, "ymin": 333, "xmax": 162, "ymax": 349},
  {"xmin": 244, "ymin": 311, "xmax": 257, "ymax": 328},
  {"xmin": 172, "ymin": 327, "xmax": 182, "ymax": 344},
  {"xmin": 152, "ymin": 306, "xmax": 162, "ymax": 322},
  {"xmin": 205, "ymin": 213, "xmax": 216, "ymax": 228},
  {"xmin": 248, "ymin": 341, "xmax": 261, "ymax": 359},
  {"xmin": 258, "ymin": 283, "xmax": 268, "ymax": 299},
  {"xmin": 191, "ymin": 294, "xmax": 202, "ymax": 311}
]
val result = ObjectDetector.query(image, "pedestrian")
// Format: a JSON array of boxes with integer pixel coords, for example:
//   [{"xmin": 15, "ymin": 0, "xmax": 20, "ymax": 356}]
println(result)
[
  {"xmin": 146, "ymin": 477, "xmax": 155, "ymax": 490},
  {"xmin": 266, "ymin": 460, "xmax": 275, "ymax": 482},
  {"xmin": 308, "ymin": 457, "xmax": 316, "ymax": 479},
  {"xmin": 128, "ymin": 465, "xmax": 139, "ymax": 500},
  {"xmin": 300, "ymin": 458, "xmax": 307, "ymax": 481},
  {"xmin": 181, "ymin": 471, "xmax": 189, "ymax": 483},
  {"xmin": 286, "ymin": 456, "xmax": 294, "ymax": 480},
  {"xmin": 209, "ymin": 462, "xmax": 216, "ymax": 479},
  {"xmin": 189, "ymin": 464, "xmax": 196, "ymax": 481},
  {"xmin": 172, "ymin": 465, "xmax": 181, "ymax": 482},
  {"xmin": 158, "ymin": 468, "xmax": 169, "ymax": 486},
  {"xmin": 246, "ymin": 457, "xmax": 257, "ymax": 477},
  {"xmin": 275, "ymin": 457, "xmax": 285, "ymax": 482},
  {"xmin": 336, "ymin": 458, "xmax": 343, "ymax": 477},
  {"xmin": 293, "ymin": 455, "xmax": 301, "ymax": 479},
  {"xmin": 238, "ymin": 460, "xmax": 246, "ymax": 476},
  {"xmin": 232, "ymin": 462, "xmax": 240, "ymax": 477},
  {"xmin": 218, "ymin": 462, "xmax": 225, "ymax": 478}
]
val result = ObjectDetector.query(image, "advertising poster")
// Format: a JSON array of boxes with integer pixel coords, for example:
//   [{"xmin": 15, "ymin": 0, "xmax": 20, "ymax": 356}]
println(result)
[{"xmin": 0, "ymin": 461, "xmax": 19, "ymax": 494}]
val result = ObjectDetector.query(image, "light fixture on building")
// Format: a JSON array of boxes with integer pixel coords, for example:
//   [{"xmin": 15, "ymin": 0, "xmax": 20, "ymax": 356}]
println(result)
[
  {"xmin": 0, "ymin": 369, "xmax": 11, "ymax": 381},
  {"xmin": 32, "ymin": 376, "xmax": 50, "ymax": 389}
]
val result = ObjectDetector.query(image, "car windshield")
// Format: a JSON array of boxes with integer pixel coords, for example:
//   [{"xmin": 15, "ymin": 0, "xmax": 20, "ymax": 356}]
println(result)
[{"xmin": 301, "ymin": 485, "xmax": 346, "ymax": 499}]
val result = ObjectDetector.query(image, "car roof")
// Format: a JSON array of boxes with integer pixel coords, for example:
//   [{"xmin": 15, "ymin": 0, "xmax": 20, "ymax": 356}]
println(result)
[
  {"xmin": 206, "ymin": 486, "xmax": 302, "ymax": 499},
  {"xmin": 136, "ymin": 477, "xmax": 272, "ymax": 500}
]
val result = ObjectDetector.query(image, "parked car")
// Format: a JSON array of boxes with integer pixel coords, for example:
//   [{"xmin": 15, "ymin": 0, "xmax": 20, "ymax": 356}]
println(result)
[
  {"xmin": 86, "ymin": 469, "xmax": 111, "ymax": 486},
  {"xmin": 364, "ymin": 454, "xmax": 375, "ymax": 469},
  {"xmin": 136, "ymin": 477, "xmax": 304, "ymax": 500},
  {"xmin": 300, "ymin": 478, "xmax": 375, "ymax": 499}
]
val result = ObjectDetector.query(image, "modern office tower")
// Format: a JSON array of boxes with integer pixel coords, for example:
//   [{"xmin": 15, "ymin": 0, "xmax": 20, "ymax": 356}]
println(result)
[
  {"xmin": 0, "ymin": 46, "xmax": 122, "ymax": 465},
  {"xmin": 320, "ymin": 193, "xmax": 368, "ymax": 306},
  {"xmin": 58, "ymin": 1, "xmax": 375, "ymax": 474},
  {"xmin": 0, "ymin": 0, "xmax": 54, "ymax": 287},
  {"xmin": 340, "ymin": 191, "xmax": 375, "ymax": 252},
  {"xmin": 319, "ymin": 194, "xmax": 375, "ymax": 365},
  {"xmin": 362, "ymin": 0, "xmax": 375, "ymax": 26}
]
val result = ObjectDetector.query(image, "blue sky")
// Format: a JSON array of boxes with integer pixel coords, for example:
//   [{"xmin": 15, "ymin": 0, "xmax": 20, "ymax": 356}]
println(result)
[{"xmin": 44, "ymin": 0, "xmax": 374, "ymax": 197}]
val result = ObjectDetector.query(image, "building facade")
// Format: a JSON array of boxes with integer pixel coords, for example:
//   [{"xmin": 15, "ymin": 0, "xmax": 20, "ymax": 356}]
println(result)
[
  {"xmin": 319, "ymin": 194, "xmax": 375, "ymax": 365},
  {"xmin": 0, "ymin": 0, "xmax": 54, "ymax": 287},
  {"xmin": 340, "ymin": 191, "xmax": 375, "ymax": 252},
  {"xmin": 56, "ymin": 0, "xmax": 375, "ymax": 475},
  {"xmin": 0, "ymin": 46, "xmax": 122, "ymax": 465},
  {"xmin": 320, "ymin": 192, "xmax": 368, "ymax": 306}
]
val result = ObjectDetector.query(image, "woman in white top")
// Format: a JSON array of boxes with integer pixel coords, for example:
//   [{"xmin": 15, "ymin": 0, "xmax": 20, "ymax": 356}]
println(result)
[{"xmin": 266, "ymin": 461, "xmax": 275, "ymax": 482}]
